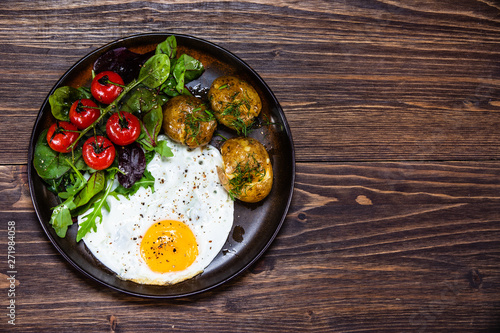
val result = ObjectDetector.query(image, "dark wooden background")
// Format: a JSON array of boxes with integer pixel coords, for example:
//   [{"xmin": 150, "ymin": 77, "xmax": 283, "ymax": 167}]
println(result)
[{"xmin": 1, "ymin": 0, "xmax": 500, "ymax": 332}]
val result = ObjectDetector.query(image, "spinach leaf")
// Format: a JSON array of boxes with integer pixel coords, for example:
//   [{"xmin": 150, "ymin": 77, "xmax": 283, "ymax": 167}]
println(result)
[
  {"xmin": 120, "ymin": 86, "xmax": 160, "ymax": 117},
  {"xmin": 155, "ymin": 35, "xmax": 177, "ymax": 59},
  {"xmin": 139, "ymin": 54, "xmax": 170, "ymax": 89},
  {"xmin": 120, "ymin": 86, "xmax": 168, "ymax": 155},
  {"xmin": 49, "ymin": 86, "xmax": 92, "ymax": 121},
  {"xmin": 172, "ymin": 57, "xmax": 187, "ymax": 94},
  {"xmin": 34, "ymin": 129, "xmax": 81, "ymax": 180},
  {"xmin": 160, "ymin": 76, "xmax": 181, "ymax": 97},
  {"xmin": 161, "ymin": 54, "xmax": 204, "ymax": 96},
  {"xmin": 173, "ymin": 54, "xmax": 205, "ymax": 94}
]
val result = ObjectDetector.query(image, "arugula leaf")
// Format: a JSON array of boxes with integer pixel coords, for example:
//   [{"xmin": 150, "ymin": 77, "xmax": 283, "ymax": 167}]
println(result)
[
  {"xmin": 76, "ymin": 170, "xmax": 117, "ymax": 242},
  {"xmin": 48, "ymin": 159, "xmax": 88, "ymax": 237},
  {"xmin": 139, "ymin": 102, "xmax": 163, "ymax": 149},
  {"xmin": 154, "ymin": 140, "xmax": 173, "ymax": 158},
  {"xmin": 180, "ymin": 54, "xmax": 205, "ymax": 82},
  {"xmin": 57, "ymin": 171, "xmax": 86, "ymax": 200},
  {"xmin": 144, "ymin": 150, "xmax": 156, "ymax": 164}
]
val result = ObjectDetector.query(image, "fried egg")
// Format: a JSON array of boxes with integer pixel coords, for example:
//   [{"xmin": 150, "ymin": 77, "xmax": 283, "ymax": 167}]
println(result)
[{"xmin": 79, "ymin": 135, "xmax": 234, "ymax": 285}]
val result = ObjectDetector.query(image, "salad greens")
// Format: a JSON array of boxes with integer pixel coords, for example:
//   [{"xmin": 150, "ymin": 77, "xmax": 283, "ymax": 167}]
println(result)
[
  {"xmin": 76, "ymin": 170, "xmax": 117, "ymax": 242},
  {"xmin": 33, "ymin": 35, "xmax": 205, "ymax": 241},
  {"xmin": 49, "ymin": 159, "xmax": 88, "ymax": 238},
  {"xmin": 49, "ymin": 86, "xmax": 92, "ymax": 121},
  {"xmin": 122, "ymin": 86, "xmax": 165, "ymax": 153},
  {"xmin": 155, "ymin": 35, "xmax": 177, "ymax": 59},
  {"xmin": 116, "ymin": 144, "xmax": 147, "ymax": 189},
  {"xmin": 161, "ymin": 55, "xmax": 205, "ymax": 97},
  {"xmin": 34, "ymin": 129, "xmax": 84, "ymax": 180}
]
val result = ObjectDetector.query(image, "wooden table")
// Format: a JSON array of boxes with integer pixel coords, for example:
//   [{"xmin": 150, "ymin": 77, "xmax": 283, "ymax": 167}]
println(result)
[{"xmin": 1, "ymin": 0, "xmax": 500, "ymax": 331}]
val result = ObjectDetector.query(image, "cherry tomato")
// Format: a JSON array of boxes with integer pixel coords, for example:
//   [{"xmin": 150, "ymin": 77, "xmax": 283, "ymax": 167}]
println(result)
[
  {"xmin": 82, "ymin": 136, "xmax": 116, "ymax": 170},
  {"xmin": 69, "ymin": 99, "xmax": 100, "ymax": 130},
  {"xmin": 106, "ymin": 111, "xmax": 141, "ymax": 146},
  {"xmin": 91, "ymin": 71, "xmax": 124, "ymax": 104},
  {"xmin": 46, "ymin": 121, "xmax": 79, "ymax": 153}
]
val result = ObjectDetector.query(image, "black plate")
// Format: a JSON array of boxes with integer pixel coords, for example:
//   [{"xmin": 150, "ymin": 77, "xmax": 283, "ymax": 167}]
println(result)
[{"xmin": 27, "ymin": 33, "xmax": 295, "ymax": 298}]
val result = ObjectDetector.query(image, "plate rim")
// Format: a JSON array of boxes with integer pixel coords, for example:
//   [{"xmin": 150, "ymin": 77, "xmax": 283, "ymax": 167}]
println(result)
[{"xmin": 27, "ymin": 32, "xmax": 296, "ymax": 298}]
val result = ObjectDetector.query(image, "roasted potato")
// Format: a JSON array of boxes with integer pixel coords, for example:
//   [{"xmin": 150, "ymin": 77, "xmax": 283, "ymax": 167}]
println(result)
[
  {"xmin": 217, "ymin": 137, "xmax": 273, "ymax": 203},
  {"xmin": 208, "ymin": 76, "xmax": 262, "ymax": 135},
  {"xmin": 162, "ymin": 95, "xmax": 217, "ymax": 148}
]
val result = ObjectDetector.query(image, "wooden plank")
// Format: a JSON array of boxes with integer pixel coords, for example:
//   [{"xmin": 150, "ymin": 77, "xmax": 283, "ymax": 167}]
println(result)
[
  {"xmin": 0, "ymin": 165, "xmax": 32, "ymax": 212},
  {"xmin": 2, "ymin": 160, "xmax": 499, "ymax": 331},
  {"xmin": 1, "ymin": 0, "xmax": 500, "ymax": 163},
  {"xmin": 2, "ymin": 1, "xmax": 500, "ymax": 332}
]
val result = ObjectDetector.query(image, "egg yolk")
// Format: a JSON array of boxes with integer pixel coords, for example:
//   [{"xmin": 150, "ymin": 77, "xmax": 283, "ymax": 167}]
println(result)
[{"xmin": 140, "ymin": 220, "xmax": 198, "ymax": 273}]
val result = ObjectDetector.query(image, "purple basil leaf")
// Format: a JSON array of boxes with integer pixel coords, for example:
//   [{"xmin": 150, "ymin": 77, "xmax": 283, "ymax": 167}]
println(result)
[
  {"xmin": 93, "ymin": 47, "xmax": 153, "ymax": 84},
  {"xmin": 117, "ymin": 144, "xmax": 146, "ymax": 189}
]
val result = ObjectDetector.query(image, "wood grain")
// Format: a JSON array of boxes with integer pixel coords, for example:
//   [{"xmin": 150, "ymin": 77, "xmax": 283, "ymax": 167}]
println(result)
[
  {"xmin": 2, "ymin": 0, "xmax": 500, "ymax": 163},
  {"xmin": 1, "ymin": 0, "xmax": 500, "ymax": 332},
  {"xmin": 2, "ymin": 161, "xmax": 500, "ymax": 331}
]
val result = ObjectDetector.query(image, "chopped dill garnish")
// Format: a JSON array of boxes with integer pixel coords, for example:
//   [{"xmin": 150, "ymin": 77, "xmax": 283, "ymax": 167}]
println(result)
[
  {"xmin": 184, "ymin": 106, "xmax": 215, "ymax": 144},
  {"xmin": 261, "ymin": 114, "xmax": 283, "ymax": 131},
  {"xmin": 221, "ymin": 91, "xmax": 253, "ymax": 136},
  {"xmin": 227, "ymin": 154, "xmax": 265, "ymax": 199}
]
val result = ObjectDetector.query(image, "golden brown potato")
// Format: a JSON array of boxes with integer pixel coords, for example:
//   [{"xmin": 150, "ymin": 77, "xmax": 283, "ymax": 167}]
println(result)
[
  {"xmin": 217, "ymin": 137, "xmax": 273, "ymax": 203},
  {"xmin": 162, "ymin": 95, "xmax": 217, "ymax": 148},
  {"xmin": 208, "ymin": 76, "xmax": 262, "ymax": 135}
]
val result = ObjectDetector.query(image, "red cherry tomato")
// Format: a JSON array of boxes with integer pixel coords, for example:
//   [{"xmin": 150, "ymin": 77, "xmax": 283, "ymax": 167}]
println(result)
[
  {"xmin": 106, "ymin": 111, "xmax": 141, "ymax": 146},
  {"xmin": 82, "ymin": 136, "xmax": 116, "ymax": 170},
  {"xmin": 46, "ymin": 121, "xmax": 79, "ymax": 153},
  {"xmin": 91, "ymin": 71, "xmax": 124, "ymax": 104},
  {"xmin": 69, "ymin": 99, "xmax": 100, "ymax": 130}
]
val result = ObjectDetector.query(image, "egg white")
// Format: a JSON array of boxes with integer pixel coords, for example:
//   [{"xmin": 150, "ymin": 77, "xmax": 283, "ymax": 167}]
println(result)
[{"xmin": 79, "ymin": 135, "xmax": 234, "ymax": 285}]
